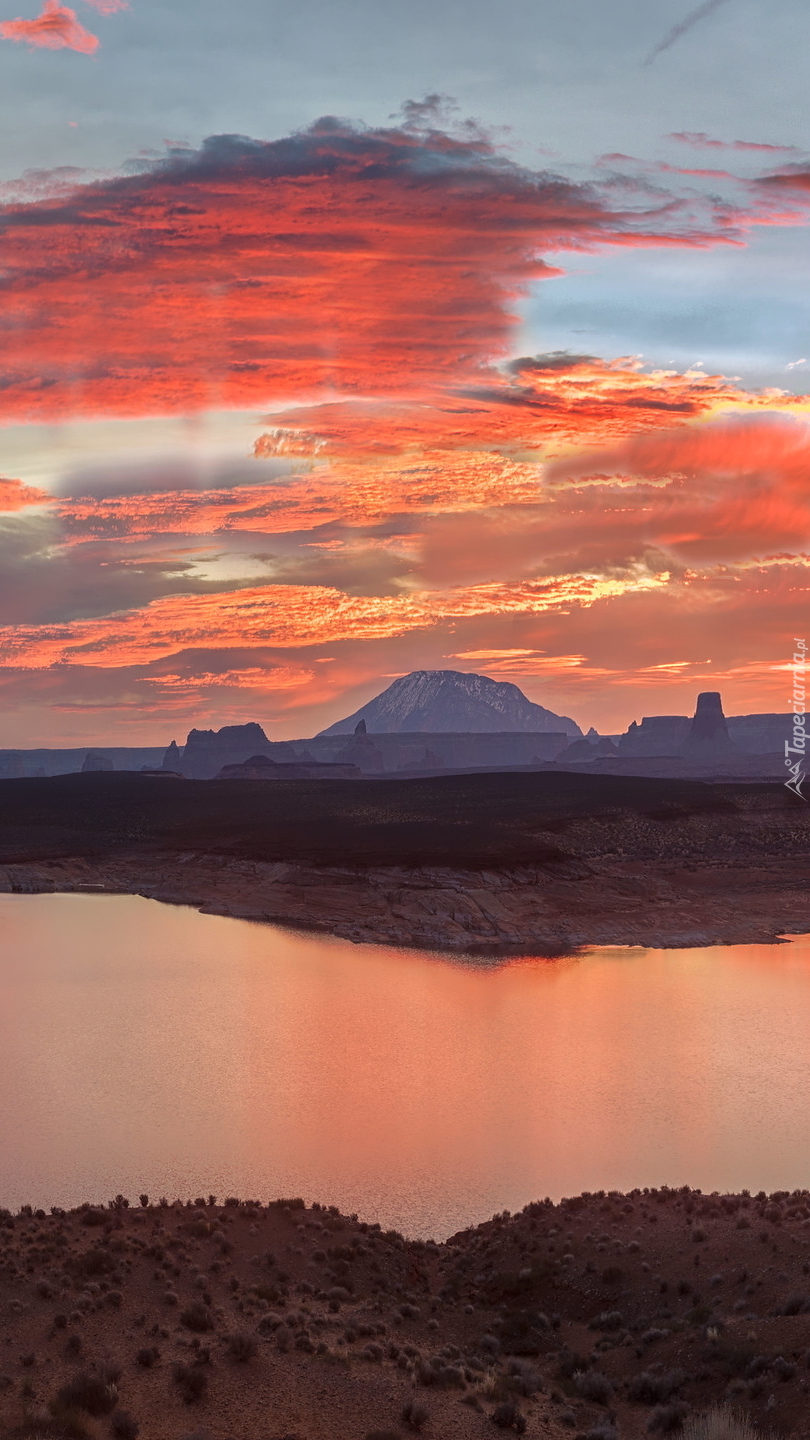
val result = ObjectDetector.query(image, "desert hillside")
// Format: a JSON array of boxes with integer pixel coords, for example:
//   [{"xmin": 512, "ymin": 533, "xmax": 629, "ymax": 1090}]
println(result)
[{"xmin": 2, "ymin": 1189, "xmax": 810, "ymax": 1438}]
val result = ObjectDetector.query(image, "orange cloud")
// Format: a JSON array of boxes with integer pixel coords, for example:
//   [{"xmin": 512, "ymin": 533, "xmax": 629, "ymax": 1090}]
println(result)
[
  {"xmin": 0, "ymin": 476, "xmax": 50, "ymax": 511},
  {"xmin": 0, "ymin": 121, "xmax": 802, "ymax": 425},
  {"xmin": 255, "ymin": 355, "xmax": 805, "ymax": 460},
  {"xmin": 418, "ymin": 416, "xmax": 810, "ymax": 587},
  {"xmin": 0, "ymin": 570, "xmax": 670, "ymax": 671},
  {"xmin": 0, "ymin": 0, "xmax": 98, "ymax": 51},
  {"xmin": 53, "ymin": 361, "xmax": 807, "ymax": 547}
]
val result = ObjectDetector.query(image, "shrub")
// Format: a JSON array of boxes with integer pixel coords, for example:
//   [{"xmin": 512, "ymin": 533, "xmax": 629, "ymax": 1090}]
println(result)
[
  {"xmin": 179, "ymin": 1303, "xmax": 214, "ymax": 1333},
  {"xmin": 171, "ymin": 1362, "xmax": 208, "ymax": 1403},
  {"xmin": 135, "ymin": 1347, "xmax": 160, "ymax": 1368},
  {"xmin": 80, "ymin": 1209, "xmax": 107, "ymax": 1228},
  {"xmin": 682, "ymin": 1408, "xmax": 765, "ymax": 1440},
  {"xmin": 401, "ymin": 1398, "xmax": 429, "ymax": 1431},
  {"xmin": 589, "ymin": 1309, "xmax": 624, "ymax": 1332},
  {"xmin": 56, "ymin": 1372, "xmax": 118, "ymax": 1417},
  {"xmin": 505, "ymin": 1359, "xmax": 541, "ymax": 1396},
  {"xmin": 649, "ymin": 1403, "xmax": 689, "ymax": 1433},
  {"xmin": 225, "ymin": 1331, "xmax": 257, "ymax": 1363},
  {"xmin": 775, "ymin": 1293, "xmax": 810, "ymax": 1315},
  {"xmin": 575, "ymin": 1370, "xmax": 613, "ymax": 1405},
  {"xmin": 110, "ymin": 1410, "xmax": 140, "ymax": 1439},
  {"xmin": 41, "ymin": 1403, "xmax": 93, "ymax": 1439},
  {"xmin": 491, "ymin": 1401, "xmax": 527, "ymax": 1433},
  {"xmin": 629, "ymin": 1369, "xmax": 688, "ymax": 1405},
  {"xmin": 70, "ymin": 1248, "xmax": 115, "ymax": 1279}
]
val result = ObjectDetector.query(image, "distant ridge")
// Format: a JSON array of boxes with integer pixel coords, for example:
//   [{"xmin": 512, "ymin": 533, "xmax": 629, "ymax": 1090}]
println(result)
[{"xmin": 318, "ymin": 669, "xmax": 582, "ymax": 737}]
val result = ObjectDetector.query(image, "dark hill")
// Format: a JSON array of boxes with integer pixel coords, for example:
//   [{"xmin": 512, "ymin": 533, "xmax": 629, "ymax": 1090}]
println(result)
[{"xmin": 0, "ymin": 769, "xmax": 795, "ymax": 871}]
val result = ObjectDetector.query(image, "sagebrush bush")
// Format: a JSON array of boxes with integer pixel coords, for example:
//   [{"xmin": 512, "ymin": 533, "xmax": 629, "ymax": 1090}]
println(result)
[
  {"xmin": 683, "ymin": 1408, "xmax": 767, "ymax": 1440},
  {"xmin": 629, "ymin": 1368, "xmax": 688, "ymax": 1404},
  {"xmin": 179, "ymin": 1302, "xmax": 214, "ymax": 1333},
  {"xmin": 110, "ymin": 1409, "xmax": 140, "ymax": 1439},
  {"xmin": 648, "ymin": 1403, "xmax": 689, "ymax": 1434},
  {"xmin": 401, "ymin": 1398, "xmax": 429, "ymax": 1431},
  {"xmin": 575, "ymin": 1369, "xmax": 613, "ymax": 1404},
  {"xmin": 225, "ymin": 1331, "xmax": 257, "ymax": 1362},
  {"xmin": 491, "ymin": 1401, "xmax": 527, "ymax": 1433},
  {"xmin": 171, "ymin": 1362, "xmax": 208, "ymax": 1403},
  {"xmin": 56, "ymin": 1372, "xmax": 118, "ymax": 1417}
]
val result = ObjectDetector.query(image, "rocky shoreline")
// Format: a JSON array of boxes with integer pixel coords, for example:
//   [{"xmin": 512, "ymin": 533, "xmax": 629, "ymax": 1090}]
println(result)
[{"xmin": 2, "ymin": 851, "xmax": 809, "ymax": 952}]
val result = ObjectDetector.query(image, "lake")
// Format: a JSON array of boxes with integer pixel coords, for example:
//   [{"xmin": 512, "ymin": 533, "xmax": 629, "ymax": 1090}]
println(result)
[{"xmin": 1, "ymin": 893, "xmax": 809, "ymax": 1239}]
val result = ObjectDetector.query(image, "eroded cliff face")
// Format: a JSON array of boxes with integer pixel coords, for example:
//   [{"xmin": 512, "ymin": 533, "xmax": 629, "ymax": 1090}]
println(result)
[{"xmin": 2, "ymin": 849, "xmax": 808, "ymax": 953}]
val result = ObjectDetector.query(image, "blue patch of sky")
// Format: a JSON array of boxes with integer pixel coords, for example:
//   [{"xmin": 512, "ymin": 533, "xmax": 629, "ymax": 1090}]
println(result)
[{"xmin": 519, "ymin": 226, "xmax": 810, "ymax": 390}]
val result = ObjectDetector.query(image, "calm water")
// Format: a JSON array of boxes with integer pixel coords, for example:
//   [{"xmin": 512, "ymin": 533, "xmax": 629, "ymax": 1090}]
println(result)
[{"xmin": 1, "ymin": 894, "xmax": 810, "ymax": 1239}]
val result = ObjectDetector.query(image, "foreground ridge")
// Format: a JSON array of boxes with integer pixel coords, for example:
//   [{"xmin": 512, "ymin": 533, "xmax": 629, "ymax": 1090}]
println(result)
[{"xmin": 2, "ymin": 1188, "xmax": 810, "ymax": 1438}]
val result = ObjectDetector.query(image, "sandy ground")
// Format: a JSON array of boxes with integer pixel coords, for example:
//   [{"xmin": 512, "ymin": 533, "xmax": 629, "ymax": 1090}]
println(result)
[{"xmin": 3, "ymin": 1191, "xmax": 810, "ymax": 1439}]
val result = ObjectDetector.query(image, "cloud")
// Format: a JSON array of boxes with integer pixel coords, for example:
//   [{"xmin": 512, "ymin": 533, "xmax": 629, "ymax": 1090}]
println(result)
[
  {"xmin": 49, "ymin": 355, "xmax": 804, "ymax": 547},
  {"xmin": 416, "ymin": 416, "xmax": 810, "ymax": 589},
  {"xmin": 55, "ymin": 452, "xmax": 291, "ymax": 500},
  {"xmin": 756, "ymin": 165, "xmax": 810, "ymax": 196},
  {"xmin": 0, "ymin": 477, "xmax": 49, "ymax": 511},
  {"xmin": 644, "ymin": 0, "xmax": 731, "ymax": 67},
  {"xmin": 1, "ymin": 112, "xmax": 809, "ymax": 743},
  {"xmin": 0, "ymin": 118, "xmax": 800, "ymax": 425},
  {"xmin": 0, "ymin": 511, "xmax": 265, "ymax": 626},
  {"xmin": 0, "ymin": 0, "xmax": 98, "ymax": 52},
  {"xmin": 0, "ymin": 570, "xmax": 672, "ymax": 672},
  {"xmin": 81, "ymin": 0, "xmax": 125, "ymax": 11},
  {"xmin": 669, "ymin": 132, "xmax": 801, "ymax": 155},
  {"xmin": 250, "ymin": 355, "xmax": 804, "ymax": 463}
]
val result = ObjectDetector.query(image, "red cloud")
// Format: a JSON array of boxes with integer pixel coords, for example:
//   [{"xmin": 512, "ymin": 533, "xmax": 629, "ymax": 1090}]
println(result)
[
  {"xmin": 82, "ymin": 0, "xmax": 125, "ymax": 10},
  {"xmin": 0, "ymin": 0, "xmax": 98, "ymax": 51},
  {"xmin": 757, "ymin": 166, "xmax": 810, "ymax": 195},
  {"xmin": 0, "ymin": 121, "xmax": 801, "ymax": 425}
]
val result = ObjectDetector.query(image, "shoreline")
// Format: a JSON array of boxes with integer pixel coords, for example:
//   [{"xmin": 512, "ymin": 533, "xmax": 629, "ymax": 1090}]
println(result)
[{"xmin": 2, "ymin": 851, "xmax": 809, "ymax": 952}]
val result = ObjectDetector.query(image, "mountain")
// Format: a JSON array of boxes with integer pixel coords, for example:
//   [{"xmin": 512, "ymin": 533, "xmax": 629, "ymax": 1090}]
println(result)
[{"xmin": 318, "ymin": 670, "xmax": 582, "ymax": 737}]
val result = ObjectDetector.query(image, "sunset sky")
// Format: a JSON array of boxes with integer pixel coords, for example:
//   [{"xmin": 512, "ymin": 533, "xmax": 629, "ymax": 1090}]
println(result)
[{"xmin": 1, "ymin": 0, "xmax": 809, "ymax": 745}]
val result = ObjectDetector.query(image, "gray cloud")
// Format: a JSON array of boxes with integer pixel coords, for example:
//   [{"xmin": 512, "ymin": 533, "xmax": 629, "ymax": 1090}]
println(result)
[
  {"xmin": 0, "ymin": 513, "xmax": 261, "ymax": 625},
  {"xmin": 644, "ymin": 0, "xmax": 731, "ymax": 66},
  {"xmin": 56, "ymin": 452, "xmax": 294, "ymax": 500}
]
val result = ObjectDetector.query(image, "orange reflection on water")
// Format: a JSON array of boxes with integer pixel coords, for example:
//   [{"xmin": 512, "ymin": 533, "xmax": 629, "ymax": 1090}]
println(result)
[{"xmin": 1, "ymin": 894, "xmax": 809, "ymax": 1237}]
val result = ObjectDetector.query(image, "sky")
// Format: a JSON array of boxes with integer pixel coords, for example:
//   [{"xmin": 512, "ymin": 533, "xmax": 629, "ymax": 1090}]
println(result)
[{"xmin": 1, "ymin": 0, "xmax": 809, "ymax": 745}]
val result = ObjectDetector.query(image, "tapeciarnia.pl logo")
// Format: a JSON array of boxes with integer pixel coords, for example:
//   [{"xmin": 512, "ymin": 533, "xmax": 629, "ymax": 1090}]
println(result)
[{"xmin": 785, "ymin": 637, "xmax": 807, "ymax": 800}]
